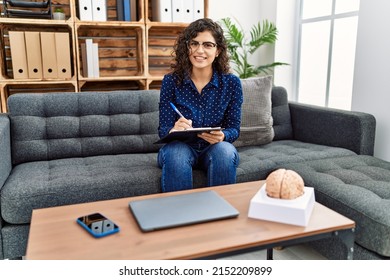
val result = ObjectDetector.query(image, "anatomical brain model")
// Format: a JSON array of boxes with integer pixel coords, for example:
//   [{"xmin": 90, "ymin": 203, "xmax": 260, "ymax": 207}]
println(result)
[{"xmin": 265, "ymin": 169, "xmax": 305, "ymax": 199}]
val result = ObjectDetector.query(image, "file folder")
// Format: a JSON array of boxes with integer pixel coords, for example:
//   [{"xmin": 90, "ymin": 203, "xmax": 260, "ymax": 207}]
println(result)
[
  {"xmin": 8, "ymin": 31, "xmax": 29, "ymax": 79},
  {"xmin": 78, "ymin": 0, "xmax": 93, "ymax": 21},
  {"xmin": 171, "ymin": 0, "xmax": 185, "ymax": 23},
  {"xmin": 152, "ymin": 0, "xmax": 172, "ymax": 22},
  {"xmin": 130, "ymin": 0, "xmax": 137, "ymax": 21},
  {"xmin": 55, "ymin": 32, "xmax": 72, "ymax": 79},
  {"xmin": 92, "ymin": 0, "xmax": 107, "ymax": 21},
  {"xmin": 182, "ymin": 0, "xmax": 193, "ymax": 23},
  {"xmin": 81, "ymin": 39, "xmax": 94, "ymax": 77},
  {"xmin": 116, "ymin": 0, "xmax": 124, "ymax": 20},
  {"xmin": 193, "ymin": 0, "xmax": 204, "ymax": 20},
  {"xmin": 123, "ymin": 0, "xmax": 136, "ymax": 21},
  {"xmin": 24, "ymin": 32, "xmax": 43, "ymax": 79},
  {"xmin": 92, "ymin": 43, "xmax": 100, "ymax": 78},
  {"xmin": 40, "ymin": 32, "xmax": 58, "ymax": 78},
  {"xmin": 123, "ymin": 0, "xmax": 131, "ymax": 21},
  {"xmin": 81, "ymin": 43, "xmax": 88, "ymax": 77}
]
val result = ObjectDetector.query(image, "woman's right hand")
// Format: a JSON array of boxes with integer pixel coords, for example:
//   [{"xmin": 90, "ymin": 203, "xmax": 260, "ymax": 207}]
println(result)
[{"xmin": 170, "ymin": 117, "xmax": 193, "ymax": 132}]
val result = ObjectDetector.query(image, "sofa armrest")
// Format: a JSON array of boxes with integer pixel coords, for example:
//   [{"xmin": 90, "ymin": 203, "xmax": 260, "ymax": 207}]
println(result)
[
  {"xmin": 0, "ymin": 114, "xmax": 11, "ymax": 188},
  {"xmin": 0, "ymin": 114, "xmax": 11, "ymax": 241},
  {"xmin": 289, "ymin": 102, "xmax": 376, "ymax": 155}
]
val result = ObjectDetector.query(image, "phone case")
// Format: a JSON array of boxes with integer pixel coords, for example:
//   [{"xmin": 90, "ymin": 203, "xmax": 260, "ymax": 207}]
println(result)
[{"xmin": 77, "ymin": 213, "xmax": 120, "ymax": 238}]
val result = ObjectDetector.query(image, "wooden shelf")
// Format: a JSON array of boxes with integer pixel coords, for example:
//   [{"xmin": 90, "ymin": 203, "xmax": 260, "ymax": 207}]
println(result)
[
  {"xmin": 75, "ymin": 22, "xmax": 145, "ymax": 80},
  {"xmin": 0, "ymin": 81, "xmax": 77, "ymax": 112},
  {"xmin": 0, "ymin": 21, "xmax": 77, "ymax": 81},
  {"xmin": 0, "ymin": 0, "xmax": 208, "ymax": 112}
]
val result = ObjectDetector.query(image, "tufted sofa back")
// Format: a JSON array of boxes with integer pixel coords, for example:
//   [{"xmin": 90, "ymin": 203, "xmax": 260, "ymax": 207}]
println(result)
[
  {"xmin": 8, "ymin": 87, "xmax": 293, "ymax": 165},
  {"xmin": 8, "ymin": 90, "xmax": 161, "ymax": 165}
]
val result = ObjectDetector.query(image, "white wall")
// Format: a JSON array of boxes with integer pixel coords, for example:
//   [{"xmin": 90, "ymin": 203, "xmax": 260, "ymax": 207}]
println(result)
[
  {"xmin": 209, "ymin": 0, "xmax": 295, "ymax": 98},
  {"xmin": 208, "ymin": 0, "xmax": 276, "ymax": 72},
  {"xmin": 208, "ymin": 0, "xmax": 390, "ymax": 160},
  {"xmin": 352, "ymin": 0, "xmax": 390, "ymax": 161},
  {"xmin": 273, "ymin": 0, "xmax": 298, "ymax": 100}
]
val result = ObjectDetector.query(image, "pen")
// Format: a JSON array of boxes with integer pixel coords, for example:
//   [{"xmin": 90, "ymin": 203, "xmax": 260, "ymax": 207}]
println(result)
[{"xmin": 169, "ymin": 102, "xmax": 185, "ymax": 119}]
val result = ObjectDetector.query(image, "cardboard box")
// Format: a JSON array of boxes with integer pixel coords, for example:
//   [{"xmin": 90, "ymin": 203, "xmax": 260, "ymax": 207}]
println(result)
[{"xmin": 248, "ymin": 185, "xmax": 315, "ymax": 227}]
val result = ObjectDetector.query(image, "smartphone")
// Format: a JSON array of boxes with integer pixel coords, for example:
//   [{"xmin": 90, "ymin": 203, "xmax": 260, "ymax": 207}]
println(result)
[{"xmin": 77, "ymin": 213, "xmax": 120, "ymax": 238}]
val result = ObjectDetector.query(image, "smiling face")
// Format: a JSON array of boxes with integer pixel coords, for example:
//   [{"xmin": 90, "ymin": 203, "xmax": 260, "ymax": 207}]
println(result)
[{"xmin": 188, "ymin": 31, "xmax": 220, "ymax": 72}]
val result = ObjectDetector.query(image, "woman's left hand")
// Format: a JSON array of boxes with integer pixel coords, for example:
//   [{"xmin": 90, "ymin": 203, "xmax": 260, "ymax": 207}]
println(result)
[{"xmin": 198, "ymin": 130, "xmax": 225, "ymax": 144}]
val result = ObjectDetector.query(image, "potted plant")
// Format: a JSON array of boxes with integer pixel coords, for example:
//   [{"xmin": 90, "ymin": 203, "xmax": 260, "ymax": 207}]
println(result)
[
  {"xmin": 220, "ymin": 18, "xmax": 288, "ymax": 79},
  {"xmin": 53, "ymin": 7, "xmax": 65, "ymax": 20}
]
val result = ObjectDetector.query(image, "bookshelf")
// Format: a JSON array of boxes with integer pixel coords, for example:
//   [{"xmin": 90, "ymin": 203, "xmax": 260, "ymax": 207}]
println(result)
[{"xmin": 0, "ymin": 0, "xmax": 208, "ymax": 112}]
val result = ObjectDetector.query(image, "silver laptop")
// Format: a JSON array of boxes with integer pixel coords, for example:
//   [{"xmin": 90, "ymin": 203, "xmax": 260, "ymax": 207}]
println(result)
[{"xmin": 128, "ymin": 190, "xmax": 239, "ymax": 232}]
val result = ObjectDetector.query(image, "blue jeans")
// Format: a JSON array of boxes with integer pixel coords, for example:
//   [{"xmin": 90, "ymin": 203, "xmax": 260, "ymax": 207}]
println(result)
[{"xmin": 157, "ymin": 141, "xmax": 240, "ymax": 192}]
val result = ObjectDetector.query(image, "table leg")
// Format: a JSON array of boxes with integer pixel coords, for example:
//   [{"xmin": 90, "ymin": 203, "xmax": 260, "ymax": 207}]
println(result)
[
  {"xmin": 267, "ymin": 248, "xmax": 273, "ymax": 260},
  {"xmin": 335, "ymin": 228, "xmax": 355, "ymax": 260}
]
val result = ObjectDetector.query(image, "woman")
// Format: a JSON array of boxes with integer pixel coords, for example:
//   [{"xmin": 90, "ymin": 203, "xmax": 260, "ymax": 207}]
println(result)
[{"xmin": 157, "ymin": 18, "xmax": 243, "ymax": 192}]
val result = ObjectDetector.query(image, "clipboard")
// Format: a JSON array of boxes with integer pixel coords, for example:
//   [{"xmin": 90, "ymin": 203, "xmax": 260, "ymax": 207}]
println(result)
[{"xmin": 154, "ymin": 127, "xmax": 222, "ymax": 144}]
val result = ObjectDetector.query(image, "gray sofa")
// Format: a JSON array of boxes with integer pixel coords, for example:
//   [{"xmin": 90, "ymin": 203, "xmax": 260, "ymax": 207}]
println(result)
[{"xmin": 0, "ymin": 87, "xmax": 389, "ymax": 260}]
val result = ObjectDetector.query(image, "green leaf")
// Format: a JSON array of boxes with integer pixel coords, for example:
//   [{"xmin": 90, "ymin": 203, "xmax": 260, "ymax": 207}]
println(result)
[
  {"xmin": 249, "ymin": 20, "xmax": 278, "ymax": 54},
  {"xmin": 219, "ymin": 17, "xmax": 288, "ymax": 78},
  {"xmin": 254, "ymin": 62, "xmax": 290, "ymax": 75}
]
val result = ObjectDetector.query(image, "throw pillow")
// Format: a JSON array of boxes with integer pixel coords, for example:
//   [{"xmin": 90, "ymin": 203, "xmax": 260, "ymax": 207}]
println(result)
[{"xmin": 234, "ymin": 75, "xmax": 275, "ymax": 147}]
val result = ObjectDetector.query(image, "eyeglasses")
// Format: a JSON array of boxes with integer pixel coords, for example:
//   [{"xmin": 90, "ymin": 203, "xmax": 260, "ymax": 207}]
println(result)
[{"xmin": 187, "ymin": 40, "xmax": 217, "ymax": 50}]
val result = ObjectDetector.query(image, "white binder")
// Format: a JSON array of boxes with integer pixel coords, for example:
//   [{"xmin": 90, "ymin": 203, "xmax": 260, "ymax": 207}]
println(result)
[
  {"xmin": 152, "ymin": 0, "xmax": 172, "ymax": 22},
  {"xmin": 92, "ymin": 43, "xmax": 100, "ymax": 78},
  {"xmin": 81, "ymin": 39, "xmax": 94, "ymax": 77},
  {"xmin": 171, "ymin": 0, "xmax": 184, "ymax": 23},
  {"xmin": 78, "ymin": 0, "xmax": 93, "ymax": 21},
  {"xmin": 182, "ymin": 0, "xmax": 193, "ymax": 23},
  {"xmin": 92, "ymin": 0, "xmax": 107, "ymax": 21},
  {"xmin": 193, "ymin": 0, "xmax": 204, "ymax": 20}
]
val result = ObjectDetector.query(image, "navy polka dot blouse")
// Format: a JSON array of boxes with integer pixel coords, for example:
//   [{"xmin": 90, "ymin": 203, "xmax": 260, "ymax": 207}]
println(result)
[{"xmin": 158, "ymin": 70, "xmax": 243, "ymax": 145}]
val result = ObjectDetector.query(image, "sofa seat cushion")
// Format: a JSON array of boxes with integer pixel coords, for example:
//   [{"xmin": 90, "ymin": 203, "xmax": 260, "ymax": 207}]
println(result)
[
  {"xmin": 282, "ymin": 155, "xmax": 390, "ymax": 257},
  {"xmin": 1, "ymin": 153, "xmax": 161, "ymax": 225},
  {"xmin": 236, "ymin": 140, "xmax": 356, "ymax": 182}
]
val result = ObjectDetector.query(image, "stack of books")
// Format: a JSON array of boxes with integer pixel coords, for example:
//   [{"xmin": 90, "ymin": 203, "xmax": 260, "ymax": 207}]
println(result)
[
  {"xmin": 80, "ymin": 39, "xmax": 100, "ymax": 78},
  {"xmin": 117, "ymin": 0, "xmax": 137, "ymax": 21}
]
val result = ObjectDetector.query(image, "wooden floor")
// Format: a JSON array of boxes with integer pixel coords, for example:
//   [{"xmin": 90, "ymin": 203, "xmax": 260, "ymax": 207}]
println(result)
[{"xmin": 220, "ymin": 244, "xmax": 327, "ymax": 260}]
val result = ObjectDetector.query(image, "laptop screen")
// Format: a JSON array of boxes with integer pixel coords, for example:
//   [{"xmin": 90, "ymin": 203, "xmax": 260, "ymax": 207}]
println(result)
[{"xmin": 128, "ymin": 190, "xmax": 239, "ymax": 232}]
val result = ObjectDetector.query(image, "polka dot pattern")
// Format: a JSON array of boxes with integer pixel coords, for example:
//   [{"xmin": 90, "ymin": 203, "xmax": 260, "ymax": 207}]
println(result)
[{"xmin": 158, "ymin": 71, "xmax": 243, "ymax": 145}]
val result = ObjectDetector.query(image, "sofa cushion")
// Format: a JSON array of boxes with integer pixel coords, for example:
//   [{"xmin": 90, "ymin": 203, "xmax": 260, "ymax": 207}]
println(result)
[
  {"xmin": 234, "ymin": 76, "xmax": 274, "ymax": 147},
  {"xmin": 236, "ymin": 139, "xmax": 356, "ymax": 182},
  {"xmin": 8, "ymin": 90, "xmax": 161, "ymax": 165},
  {"xmin": 271, "ymin": 87, "xmax": 293, "ymax": 140},
  {"xmin": 282, "ymin": 155, "xmax": 390, "ymax": 257},
  {"xmin": 1, "ymin": 153, "xmax": 161, "ymax": 224}
]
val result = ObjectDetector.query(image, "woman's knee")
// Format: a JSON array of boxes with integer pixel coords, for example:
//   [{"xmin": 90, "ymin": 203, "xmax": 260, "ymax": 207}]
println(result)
[
  {"xmin": 209, "ymin": 142, "xmax": 239, "ymax": 166},
  {"xmin": 158, "ymin": 141, "xmax": 196, "ymax": 166}
]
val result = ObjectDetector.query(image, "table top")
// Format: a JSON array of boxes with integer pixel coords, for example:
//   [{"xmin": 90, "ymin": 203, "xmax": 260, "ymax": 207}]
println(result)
[{"xmin": 25, "ymin": 180, "xmax": 355, "ymax": 259}]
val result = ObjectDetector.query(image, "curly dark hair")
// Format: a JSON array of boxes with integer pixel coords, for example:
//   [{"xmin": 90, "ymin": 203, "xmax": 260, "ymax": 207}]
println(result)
[{"xmin": 171, "ymin": 18, "xmax": 231, "ymax": 85}]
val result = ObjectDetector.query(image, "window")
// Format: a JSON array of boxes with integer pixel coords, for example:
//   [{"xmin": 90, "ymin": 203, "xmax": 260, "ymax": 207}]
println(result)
[{"xmin": 297, "ymin": 0, "xmax": 360, "ymax": 109}]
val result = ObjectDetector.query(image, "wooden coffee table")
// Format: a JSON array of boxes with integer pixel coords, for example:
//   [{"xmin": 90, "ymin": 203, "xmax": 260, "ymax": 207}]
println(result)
[{"xmin": 25, "ymin": 180, "xmax": 355, "ymax": 260}]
